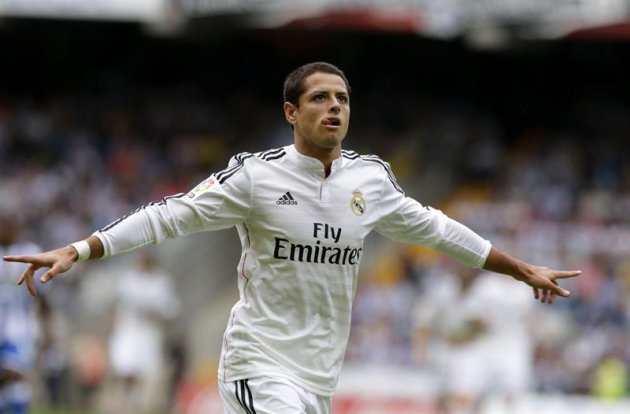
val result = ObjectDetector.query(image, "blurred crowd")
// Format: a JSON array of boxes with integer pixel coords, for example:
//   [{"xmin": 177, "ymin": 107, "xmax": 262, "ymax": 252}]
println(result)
[
  {"xmin": 346, "ymin": 95, "xmax": 630, "ymax": 406},
  {"xmin": 1, "ymin": 40, "xmax": 630, "ymax": 411}
]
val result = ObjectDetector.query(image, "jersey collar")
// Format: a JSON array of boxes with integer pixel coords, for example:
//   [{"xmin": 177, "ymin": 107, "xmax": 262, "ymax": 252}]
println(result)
[{"xmin": 287, "ymin": 145, "xmax": 344, "ymax": 175}]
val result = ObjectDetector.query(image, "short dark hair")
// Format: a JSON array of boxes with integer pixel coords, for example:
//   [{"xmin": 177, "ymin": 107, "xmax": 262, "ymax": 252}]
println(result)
[{"xmin": 283, "ymin": 62, "xmax": 351, "ymax": 106}]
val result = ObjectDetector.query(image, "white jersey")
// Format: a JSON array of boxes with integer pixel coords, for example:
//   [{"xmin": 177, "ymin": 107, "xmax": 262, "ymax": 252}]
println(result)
[
  {"xmin": 95, "ymin": 144, "xmax": 491, "ymax": 396},
  {"xmin": 429, "ymin": 272, "xmax": 534, "ymax": 395},
  {"xmin": 109, "ymin": 265, "xmax": 180, "ymax": 377}
]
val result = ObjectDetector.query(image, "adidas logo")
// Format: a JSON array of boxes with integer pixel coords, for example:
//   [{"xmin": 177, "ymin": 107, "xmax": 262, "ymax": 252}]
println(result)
[{"xmin": 276, "ymin": 191, "xmax": 298, "ymax": 205}]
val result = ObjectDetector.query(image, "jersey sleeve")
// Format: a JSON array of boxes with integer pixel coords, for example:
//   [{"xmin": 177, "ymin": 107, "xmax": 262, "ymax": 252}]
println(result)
[
  {"xmin": 95, "ymin": 154, "xmax": 252, "ymax": 257},
  {"xmin": 373, "ymin": 165, "xmax": 491, "ymax": 269}
]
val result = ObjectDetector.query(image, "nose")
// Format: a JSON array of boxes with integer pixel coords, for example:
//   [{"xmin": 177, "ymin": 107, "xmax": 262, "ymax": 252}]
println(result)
[{"xmin": 329, "ymin": 100, "xmax": 341, "ymax": 114}]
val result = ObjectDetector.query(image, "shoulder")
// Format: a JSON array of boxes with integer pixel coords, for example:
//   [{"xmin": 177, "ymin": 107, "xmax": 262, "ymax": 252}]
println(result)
[
  {"xmin": 342, "ymin": 149, "xmax": 389, "ymax": 170},
  {"xmin": 253, "ymin": 147, "xmax": 288, "ymax": 162},
  {"xmin": 219, "ymin": 147, "xmax": 288, "ymax": 184},
  {"xmin": 342, "ymin": 149, "xmax": 404, "ymax": 193},
  {"xmin": 228, "ymin": 147, "xmax": 288, "ymax": 167}
]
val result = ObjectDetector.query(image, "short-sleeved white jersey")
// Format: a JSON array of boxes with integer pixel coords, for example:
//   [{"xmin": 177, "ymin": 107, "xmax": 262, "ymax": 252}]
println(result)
[{"xmin": 95, "ymin": 144, "xmax": 491, "ymax": 395}]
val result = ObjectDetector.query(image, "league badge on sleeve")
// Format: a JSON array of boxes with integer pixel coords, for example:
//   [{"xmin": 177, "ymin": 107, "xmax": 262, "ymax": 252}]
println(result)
[
  {"xmin": 188, "ymin": 177, "xmax": 216, "ymax": 198},
  {"xmin": 350, "ymin": 190, "xmax": 366, "ymax": 215}
]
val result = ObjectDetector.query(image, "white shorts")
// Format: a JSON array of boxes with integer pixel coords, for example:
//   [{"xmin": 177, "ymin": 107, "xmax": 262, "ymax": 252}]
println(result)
[
  {"xmin": 109, "ymin": 329, "xmax": 161, "ymax": 378},
  {"xmin": 218, "ymin": 376, "xmax": 331, "ymax": 414},
  {"xmin": 442, "ymin": 342, "xmax": 531, "ymax": 396}
]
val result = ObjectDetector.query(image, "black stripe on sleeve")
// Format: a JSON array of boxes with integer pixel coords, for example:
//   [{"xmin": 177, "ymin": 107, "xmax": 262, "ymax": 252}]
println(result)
[
  {"xmin": 362, "ymin": 155, "xmax": 405, "ymax": 195},
  {"xmin": 100, "ymin": 207, "xmax": 141, "ymax": 232},
  {"xmin": 260, "ymin": 147, "xmax": 285, "ymax": 160},
  {"xmin": 218, "ymin": 149, "xmax": 287, "ymax": 184},
  {"xmin": 342, "ymin": 149, "xmax": 359, "ymax": 159},
  {"xmin": 99, "ymin": 193, "xmax": 187, "ymax": 232},
  {"xmin": 218, "ymin": 165, "xmax": 245, "ymax": 184},
  {"xmin": 216, "ymin": 148, "xmax": 285, "ymax": 185},
  {"xmin": 156, "ymin": 192, "xmax": 187, "ymax": 206},
  {"xmin": 264, "ymin": 151, "xmax": 286, "ymax": 161},
  {"xmin": 217, "ymin": 153, "xmax": 254, "ymax": 184},
  {"xmin": 215, "ymin": 164, "xmax": 241, "ymax": 182},
  {"xmin": 215, "ymin": 152, "xmax": 253, "ymax": 180}
]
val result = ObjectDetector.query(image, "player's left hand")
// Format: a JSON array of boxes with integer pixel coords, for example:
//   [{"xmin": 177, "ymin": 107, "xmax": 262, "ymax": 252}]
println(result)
[{"xmin": 522, "ymin": 265, "xmax": 581, "ymax": 304}]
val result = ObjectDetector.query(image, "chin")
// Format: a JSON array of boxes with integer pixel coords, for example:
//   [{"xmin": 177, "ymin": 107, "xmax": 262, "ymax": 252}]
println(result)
[
  {"xmin": 322, "ymin": 132, "xmax": 346, "ymax": 146},
  {"xmin": 301, "ymin": 130, "xmax": 345, "ymax": 150},
  {"xmin": 319, "ymin": 138, "xmax": 342, "ymax": 149}
]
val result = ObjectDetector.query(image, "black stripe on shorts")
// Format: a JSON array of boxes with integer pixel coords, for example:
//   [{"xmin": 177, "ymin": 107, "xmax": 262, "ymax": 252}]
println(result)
[{"xmin": 234, "ymin": 379, "xmax": 256, "ymax": 414}]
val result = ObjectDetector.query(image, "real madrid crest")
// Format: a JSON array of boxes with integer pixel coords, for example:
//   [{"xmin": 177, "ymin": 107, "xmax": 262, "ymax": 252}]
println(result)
[{"xmin": 350, "ymin": 190, "xmax": 366, "ymax": 216}]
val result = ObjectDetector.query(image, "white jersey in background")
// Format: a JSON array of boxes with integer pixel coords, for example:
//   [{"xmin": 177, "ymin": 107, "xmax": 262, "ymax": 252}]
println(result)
[
  {"xmin": 427, "ymin": 272, "xmax": 535, "ymax": 398},
  {"xmin": 95, "ymin": 144, "xmax": 492, "ymax": 396},
  {"xmin": 109, "ymin": 265, "xmax": 180, "ymax": 378}
]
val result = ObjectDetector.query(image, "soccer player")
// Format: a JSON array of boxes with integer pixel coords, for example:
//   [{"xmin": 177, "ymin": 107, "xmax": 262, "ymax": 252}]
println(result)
[
  {"xmin": 108, "ymin": 252, "xmax": 180, "ymax": 413},
  {"xmin": 0, "ymin": 215, "xmax": 42, "ymax": 414},
  {"xmin": 413, "ymin": 267, "xmax": 535, "ymax": 414},
  {"xmin": 4, "ymin": 62, "xmax": 580, "ymax": 414}
]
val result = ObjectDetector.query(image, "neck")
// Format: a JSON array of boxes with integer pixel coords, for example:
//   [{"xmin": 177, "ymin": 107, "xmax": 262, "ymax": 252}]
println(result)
[{"xmin": 316, "ymin": 150, "xmax": 338, "ymax": 177}]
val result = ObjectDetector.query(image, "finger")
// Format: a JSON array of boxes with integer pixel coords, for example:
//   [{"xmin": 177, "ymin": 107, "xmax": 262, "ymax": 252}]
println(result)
[
  {"xmin": 533, "ymin": 287, "xmax": 539, "ymax": 300},
  {"xmin": 3, "ymin": 255, "xmax": 40, "ymax": 264},
  {"xmin": 24, "ymin": 267, "xmax": 37, "ymax": 297},
  {"xmin": 551, "ymin": 283, "xmax": 570, "ymax": 297},
  {"xmin": 17, "ymin": 264, "xmax": 37, "ymax": 286},
  {"xmin": 17, "ymin": 271, "xmax": 27, "ymax": 286},
  {"xmin": 541, "ymin": 289, "xmax": 549, "ymax": 303},
  {"xmin": 41, "ymin": 262, "xmax": 63, "ymax": 283},
  {"xmin": 544, "ymin": 290, "xmax": 558, "ymax": 304},
  {"xmin": 41, "ymin": 270, "xmax": 55, "ymax": 284},
  {"xmin": 553, "ymin": 270, "xmax": 581, "ymax": 280}
]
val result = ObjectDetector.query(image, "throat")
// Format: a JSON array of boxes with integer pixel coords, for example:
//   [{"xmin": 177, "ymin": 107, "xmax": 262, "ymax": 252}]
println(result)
[{"xmin": 324, "ymin": 164, "xmax": 332, "ymax": 178}]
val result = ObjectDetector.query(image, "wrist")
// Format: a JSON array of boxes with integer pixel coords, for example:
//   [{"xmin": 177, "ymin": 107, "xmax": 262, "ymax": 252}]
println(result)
[
  {"xmin": 512, "ymin": 261, "xmax": 534, "ymax": 282},
  {"xmin": 69, "ymin": 240, "xmax": 91, "ymax": 262}
]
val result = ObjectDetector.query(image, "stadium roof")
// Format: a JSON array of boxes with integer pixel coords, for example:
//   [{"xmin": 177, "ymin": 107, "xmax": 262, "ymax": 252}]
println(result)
[{"xmin": 1, "ymin": 0, "xmax": 630, "ymax": 42}]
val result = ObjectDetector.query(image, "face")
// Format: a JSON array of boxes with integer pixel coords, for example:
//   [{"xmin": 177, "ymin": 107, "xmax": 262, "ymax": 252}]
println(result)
[{"xmin": 284, "ymin": 72, "xmax": 350, "ymax": 157}]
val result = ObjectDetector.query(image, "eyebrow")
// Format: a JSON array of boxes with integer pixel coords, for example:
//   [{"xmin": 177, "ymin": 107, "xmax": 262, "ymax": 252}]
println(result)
[{"xmin": 308, "ymin": 89, "xmax": 349, "ymax": 96}]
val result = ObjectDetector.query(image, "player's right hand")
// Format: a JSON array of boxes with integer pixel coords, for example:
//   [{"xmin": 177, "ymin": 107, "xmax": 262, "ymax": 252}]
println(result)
[{"xmin": 2, "ymin": 246, "xmax": 78, "ymax": 296}]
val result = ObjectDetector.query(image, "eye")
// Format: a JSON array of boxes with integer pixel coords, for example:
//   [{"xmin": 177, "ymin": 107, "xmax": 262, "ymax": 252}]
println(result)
[
  {"xmin": 337, "ymin": 95, "xmax": 349, "ymax": 104},
  {"xmin": 313, "ymin": 94, "xmax": 326, "ymax": 102}
]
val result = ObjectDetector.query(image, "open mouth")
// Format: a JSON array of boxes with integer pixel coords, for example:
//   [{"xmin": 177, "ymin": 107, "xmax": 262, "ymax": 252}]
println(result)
[{"xmin": 322, "ymin": 118, "xmax": 341, "ymax": 127}]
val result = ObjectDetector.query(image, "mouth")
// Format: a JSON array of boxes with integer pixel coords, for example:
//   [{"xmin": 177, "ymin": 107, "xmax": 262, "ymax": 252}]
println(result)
[{"xmin": 322, "ymin": 117, "xmax": 342, "ymax": 128}]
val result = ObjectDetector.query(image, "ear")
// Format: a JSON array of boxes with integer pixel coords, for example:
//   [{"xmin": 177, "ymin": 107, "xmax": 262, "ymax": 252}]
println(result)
[{"xmin": 284, "ymin": 102, "xmax": 298, "ymax": 125}]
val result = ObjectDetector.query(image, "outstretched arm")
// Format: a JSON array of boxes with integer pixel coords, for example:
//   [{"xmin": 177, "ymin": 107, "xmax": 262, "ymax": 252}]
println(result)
[
  {"xmin": 483, "ymin": 247, "xmax": 581, "ymax": 304},
  {"xmin": 374, "ymin": 194, "xmax": 581, "ymax": 304},
  {"xmin": 3, "ymin": 235, "xmax": 104, "ymax": 296}
]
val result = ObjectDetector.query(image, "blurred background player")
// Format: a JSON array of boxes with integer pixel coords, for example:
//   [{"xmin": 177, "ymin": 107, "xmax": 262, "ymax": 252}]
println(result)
[
  {"xmin": 106, "ymin": 252, "xmax": 180, "ymax": 414},
  {"xmin": 0, "ymin": 214, "xmax": 42, "ymax": 414},
  {"xmin": 413, "ymin": 266, "xmax": 535, "ymax": 414}
]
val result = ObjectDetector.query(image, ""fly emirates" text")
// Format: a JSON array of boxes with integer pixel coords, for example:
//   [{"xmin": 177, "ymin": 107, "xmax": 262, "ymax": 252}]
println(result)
[{"xmin": 273, "ymin": 222, "xmax": 362, "ymax": 265}]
